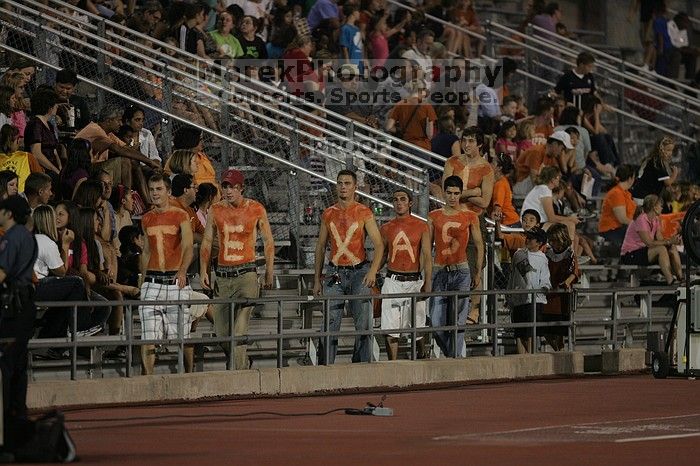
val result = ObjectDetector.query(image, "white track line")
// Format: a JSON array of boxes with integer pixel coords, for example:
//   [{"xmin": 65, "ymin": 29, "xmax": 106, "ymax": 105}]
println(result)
[
  {"xmin": 433, "ymin": 413, "xmax": 700, "ymax": 441},
  {"xmin": 615, "ymin": 432, "xmax": 700, "ymax": 443}
]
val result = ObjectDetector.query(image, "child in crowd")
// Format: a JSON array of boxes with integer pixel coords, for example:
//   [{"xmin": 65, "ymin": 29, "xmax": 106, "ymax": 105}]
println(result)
[
  {"xmin": 117, "ymin": 224, "xmax": 143, "ymax": 288},
  {"xmin": 543, "ymin": 223, "xmax": 580, "ymax": 351},
  {"xmin": 500, "ymin": 95, "xmax": 518, "ymax": 123},
  {"xmin": 495, "ymin": 121, "xmax": 518, "ymax": 162},
  {"xmin": 516, "ymin": 119, "xmax": 535, "ymax": 157},
  {"xmin": 507, "ymin": 227, "xmax": 550, "ymax": 354}
]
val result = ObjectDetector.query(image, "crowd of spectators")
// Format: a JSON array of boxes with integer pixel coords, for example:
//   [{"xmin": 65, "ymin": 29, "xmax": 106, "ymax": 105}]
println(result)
[{"xmin": 0, "ymin": 0, "xmax": 697, "ymax": 363}]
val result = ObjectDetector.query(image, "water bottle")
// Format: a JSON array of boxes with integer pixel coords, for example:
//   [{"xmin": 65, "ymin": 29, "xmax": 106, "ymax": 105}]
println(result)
[
  {"xmin": 67, "ymin": 105, "xmax": 76, "ymax": 129},
  {"xmin": 373, "ymin": 202, "xmax": 383, "ymax": 217}
]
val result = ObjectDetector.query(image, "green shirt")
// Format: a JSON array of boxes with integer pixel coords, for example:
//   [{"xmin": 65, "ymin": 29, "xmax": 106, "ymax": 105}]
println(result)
[{"xmin": 209, "ymin": 30, "xmax": 244, "ymax": 59}]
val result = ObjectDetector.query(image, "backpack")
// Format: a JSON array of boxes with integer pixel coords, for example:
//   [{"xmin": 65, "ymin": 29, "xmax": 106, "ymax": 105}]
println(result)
[
  {"xmin": 12, "ymin": 411, "xmax": 77, "ymax": 463},
  {"xmin": 505, "ymin": 248, "xmax": 533, "ymax": 308}
]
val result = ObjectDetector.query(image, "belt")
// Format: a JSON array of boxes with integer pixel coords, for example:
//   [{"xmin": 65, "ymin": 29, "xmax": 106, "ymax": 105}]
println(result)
[
  {"xmin": 216, "ymin": 263, "xmax": 257, "ymax": 278},
  {"xmin": 439, "ymin": 262, "xmax": 470, "ymax": 272},
  {"xmin": 386, "ymin": 270, "xmax": 421, "ymax": 282},
  {"xmin": 331, "ymin": 261, "xmax": 368, "ymax": 270},
  {"xmin": 145, "ymin": 271, "xmax": 178, "ymax": 285}
]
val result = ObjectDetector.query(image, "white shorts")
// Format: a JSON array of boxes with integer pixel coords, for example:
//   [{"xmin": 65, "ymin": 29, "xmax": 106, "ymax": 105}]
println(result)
[
  {"xmin": 380, "ymin": 275, "xmax": 426, "ymax": 339},
  {"xmin": 139, "ymin": 281, "xmax": 192, "ymax": 341}
]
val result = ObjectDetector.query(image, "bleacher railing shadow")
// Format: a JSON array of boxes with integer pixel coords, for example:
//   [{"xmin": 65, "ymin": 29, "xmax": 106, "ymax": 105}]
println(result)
[{"xmin": 29, "ymin": 285, "xmax": 677, "ymax": 380}]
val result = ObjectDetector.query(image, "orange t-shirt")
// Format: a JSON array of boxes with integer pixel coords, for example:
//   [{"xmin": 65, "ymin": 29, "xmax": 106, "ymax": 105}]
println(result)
[
  {"xmin": 515, "ymin": 145, "xmax": 557, "ymax": 182},
  {"xmin": 599, "ymin": 184, "xmax": 636, "ymax": 233},
  {"xmin": 323, "ymin": 202, "xmax": 373, "ymax": 266},
  {"xmin": 211, "ymin": 199, "xmax": 266, "ymax": 266},
  {"xmin": 444, "ymin": 156, "xmax": 494, "ymax": 215},
  {"xmin": 491, "ymin": 177, "xmax": 519, "ymax": 226},
  {"xmin": 380, "ymin": 216, "xmax": 428, "ymax": 273},
  {"xmin": 429, "ymin": 208, "xmax": 477, "ymax": 266},
  {"xmin": 74, "ymin": 122, "xmax": 125, "ymax": 162},
  {"xmin": 163, "ymin": 151, "xmax": 217, "ymax": 186},
  {"xmin": 170, "ymin": 195, "xmax": 205, "ymax": 236},
  {"xmin": 389, "ymin": 101, "xmax": 437, "ymax": 150},
  {"xmin": 533, "ymin": 123, "xmax": 553, "ymax": 145},
  {"xmin": 660, "ymin": 212, "xmax": 684, "ymax": 239},
  {"xmin": 142, "ymin": 207, "xmax": 190, "ymax": 272}
]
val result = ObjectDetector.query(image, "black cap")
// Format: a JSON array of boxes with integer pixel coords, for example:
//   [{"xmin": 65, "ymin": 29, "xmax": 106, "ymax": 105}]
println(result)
[
  {"xmin": 0, "ymin": 195, "xmax": 32, "ymax": 224},
  {"xmin": 525, "ymin": 227, "xmax": 548, "ymax": 245}
]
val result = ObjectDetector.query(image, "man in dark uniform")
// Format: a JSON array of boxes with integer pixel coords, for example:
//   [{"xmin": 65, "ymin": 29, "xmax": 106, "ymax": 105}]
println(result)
[{"xmin": 0, "ymin": 196, "xmax": 38, "ymax": 452}]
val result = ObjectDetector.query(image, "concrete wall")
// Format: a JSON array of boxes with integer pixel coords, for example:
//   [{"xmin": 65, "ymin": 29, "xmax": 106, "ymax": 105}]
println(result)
[{"xmin": 28, "ymin": 352, "xmax": 585, "ymax": 409}]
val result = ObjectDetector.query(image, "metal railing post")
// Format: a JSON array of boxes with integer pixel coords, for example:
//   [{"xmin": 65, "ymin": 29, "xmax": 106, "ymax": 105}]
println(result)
[
  {"xmin": 410, "ymin": 296, "xmax": 417, "ymax": 360},
  {"xmin": 616, "ymin": 62, "xmax": 626, "ymax": 159},
  {"xmin": 452, "ymin": 292, "xmax": 459, "ymax": 358},
  {"xmin": 288, "ymin": 119, "xmax": 302, "ymax": 267},
  {"xmin": 277, "ymin": 300, "xmax": 283, "ymax": 368},
  {"xmin": 611, "ymin": 291, "xmax": 619, "ymax": 350},
  {"xmin": 487, "ymin": 228, "xmax": 497, "ymax": 356},
  {"xmin": 531, "ymin": 292, "xmax": 537, "ymax": 354},
  {"xmin": 345, "ymin": 121, "xmax": 355, "ymax": 170},
  {"xmin": 96, "ymin": 19, "xmax": 107, "ymax": 110},
  {"xmin": 126, "ymin": 304, "xmax": 133, "ymax": 378},
  {"xmin": 71, "ymin": 305, "xmax": 77, "ymax": 380},
  {"xmin": 161, "ymin": 64, "xmax": 173, "ymax": 153},
  {"xmin": 177, "ymin": 303, "xmax": 184, "ymax": 374},
  {"xmin": 524, "ymin": 24, "xmax": 534, "ymax": 105},
  {"xmin": 484, "ymin": 20, "xmax": 495, "ymax": 58},
  {"xmin": 33, "ymin": 22, "xmax": 51, "ymax": 85},
  {"xmin": 227, "ymin": 302, "xmax": 235, "ymax": 370},
  {"xmin": 323, "ymin": 297, "xmax": 331, "ymax": 365},
  {"xmin": 219, "ymin": 69, "xmax": 232, "ymax": 168},
  {"xmin": 417, "ymin": 172, "xmax": 430, "ymax": 218}
]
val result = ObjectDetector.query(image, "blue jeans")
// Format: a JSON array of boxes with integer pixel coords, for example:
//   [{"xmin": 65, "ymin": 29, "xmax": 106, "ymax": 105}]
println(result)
[
  {"xmin": 429, "ymin": 267, "xmax": 471, "ymax": 357},
  {"xmin": 318, "ymin": 263, "xmax": 372, "ymax": 364}
]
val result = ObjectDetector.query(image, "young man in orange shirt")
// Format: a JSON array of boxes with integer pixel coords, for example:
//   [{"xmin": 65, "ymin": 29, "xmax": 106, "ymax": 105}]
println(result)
[
  {"xmin": 513, "ymin": 131, "xmax": 573, "ymax": 196},
  {"xmin": 428, "ymin": 175, "xmax": 483, "ymax": 358},
  {"xmin": 200, "ymin": 169, "xmax": 274, "ymax": 370},
  {"xmin": 313, "ymin": 169, "xmax": 384, "ymax": 364},
  {"xmin": 379, "ymin": 188, "xmax": 432, "ymax": 360},
  {"xmin": 139, "ymin": 173, "xmax": 194, "ymax": 375}
]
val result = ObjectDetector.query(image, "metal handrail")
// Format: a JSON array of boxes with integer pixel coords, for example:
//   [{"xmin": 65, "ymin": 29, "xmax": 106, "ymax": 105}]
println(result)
[
  {"xmin": 668, "ymin": 8, "xmax": 700, "ymax": 29},
  {"xmin": 26, "ymin": 0, "xmax": 447, "ymax": 168}
]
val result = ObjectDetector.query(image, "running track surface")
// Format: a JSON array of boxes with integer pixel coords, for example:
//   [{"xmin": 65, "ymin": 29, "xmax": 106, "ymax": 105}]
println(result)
[{"xmin": 62, "ymin": 375, "xmax": 700, "ymax": 465}]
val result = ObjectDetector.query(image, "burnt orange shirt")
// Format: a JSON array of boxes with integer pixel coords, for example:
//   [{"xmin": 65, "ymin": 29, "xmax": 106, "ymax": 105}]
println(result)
[
  {"xmin": 429, "ymin": 208, "xmax": 477, "ymax": 266},
  {"xmin": 142, "ymin": 207, "xmax": 189, "ymax": 272},
  {"xmin": 491, "ymin": 177, "xmax": 519, "ymax": 226},
  {"xmin": 323, "ymin": 202, "xmax": 373, "ymax": 266},
  {"xmin": 170, "ymin": 195, "xmax": 205, "ymax": 236},
  {"xmin": 533, "ymin": 123, "xmax": 553, "ymax": 145},
  {"xmin": 444, "ymin": 156, "xmax": 494, "ymax": 215},
  {"xmin": 599, "ymin": 184, "xmax": 636, "ymax": 233},
  {"xmin": 163, "ymin": 151, "xmax": 217, "ymax": 186},
  {"xmin": 660, "ymin": 212, "xmax": 684, "ymax": 239},
  {"xmin": 381, "ymin": 216, "xmax": 428, "ymax": 273},
  {"xmin": 515, "ymin": 145, "xmax": 557, "ymax": 182},
  {"xmin": 211, "ymin": 199, "xmax": 266, "ymax": 266}
]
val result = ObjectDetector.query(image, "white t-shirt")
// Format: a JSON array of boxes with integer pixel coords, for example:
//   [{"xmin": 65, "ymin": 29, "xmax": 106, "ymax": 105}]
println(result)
[
  {"xmin": 34, "ymin": 234, "xmax": 64, "ymax": 280},
  {"xmin": 520, "ymin": 184, "xmax": 553, "ymax": 223}
]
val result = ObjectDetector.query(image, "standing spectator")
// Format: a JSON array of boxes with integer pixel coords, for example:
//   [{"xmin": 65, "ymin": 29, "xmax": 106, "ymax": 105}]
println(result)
[
  {"xmin": 555, "ymin": 52, "xmax": 596, "ymax": 109},
  {"xmin": 581, "ymin": 95, "xmax": 619, "ymax": 170},
  {"xmin": 164, "ymin": 127, "xmax": 217, "ymax": 186},
  {"xmin": 0, "ymin": 125, "xmax": 42, "ymax": 189},
  {"xmin": 200, "ymin": 169, "xmax": 275, "ymax": 369},
  {"xmin": 379, "ymin": 188, "xmax": 432, "ymax": 360},
  {"xmin": 652, "ymin": 1, "xmax": 672, "ymax": 76},
  {"xmin": 490, "ymin": 152, "xmax": 519, "ymax": 227},
  {"xmin": 620, "ymin": 194, "xmax": 682, "ymax": 284},
  {"xmin": 24, "ymin": 88, "xmax": 61, "ymax": 176},
  {"xmin": 139, "ymin": 173, "xmax": 194, "ymax": 374},
  {"xmin": 507, "ymin": 227, "xmax": 550, "ymax": 354},
  {"xmin": 402, "ymin": 30, "xmax": 435, "ymax": 88},
  {"xmin": 58, "ymin": 138, "xmax": 92, "ymax": 200},
  {"xmin": 520, "ymin": 166, "xmax": 579, "ymax": 240},
  {"xmin": 306, "ymin": 0, "xmax": 340, "ymax": 33},
  {"xmin": 599, "ymin": 164, "xmax": 637, "ymax": 243},
  {"xmin": 386, "ymin": 80, "xmax": 437, "ymax": 154},
  {"xmin": 339, "ymin": 4, "xmax": 363, "ymax": 71},
  {"xmin": 513, "ymin": 131, "xmax": 572, "ymax": 196},
  {"xmin": 312, "ymin": 169, "xmax": 384, "ymax": 364},
  {"xmin": 667, "ymin": 12, "xmax": 698, "ymax": 80},
  {"xmin": 123, "ymin": 105, "xmax": 160, "ymax": 163},
  {"xmin": 237, "ymin": 16, "xmax": 268, "ymax": 59},
  {"xmin": 210, "ymin": 11, "xmax": 244, "ymax": 59},
  {"xmin": 368, "ymin": 10, "xmax": 410, "ymax": 71},
  {"xmin": 177, "ymin": 2, "xmax": 209, "ymax": 57},
  {"xmin": 117, "ymin": 224, "xmax": 143, "ymax": 288},
  {"xmin": 543, "ymin": 223, "xmax": 579, "ymax": 351},
  {"xmin": 628, "ymin": 0, "xmax": 657, "ymax": 72},
  {"xmin": 428, "ymin": 175, "xmax": 483, "ymax": 357},
  {"xmin": 53, "ymin": 69, "xmax": 91, "ymax": 132},
  {"xmin": 194, "ymin": 182, "xmax": 219, "ymax": 229},
  {"xmin": 495, "ymin": 121, "xmax": 518, "ymax": 162},
  {"xmin": 126, "ymin": 1, "xmax": 164, "ymax": 37},
  {"xmin": 630, "ymin": 136, "xmax": 677, "ymax": 203}
]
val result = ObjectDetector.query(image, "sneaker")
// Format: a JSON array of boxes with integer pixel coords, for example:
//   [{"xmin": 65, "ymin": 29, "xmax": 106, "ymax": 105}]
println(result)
[
  {"xmin": 75, "ymin": 325, "xmax": 103, "ymax": 338},
  {"xmin": 578, "ymin": 256, "xmax": 591, "ymax": 265}
]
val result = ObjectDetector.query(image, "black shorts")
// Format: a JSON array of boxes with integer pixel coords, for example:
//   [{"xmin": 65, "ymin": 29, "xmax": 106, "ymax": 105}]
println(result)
[
  {"xmin": 511, "ymin": 303, "xmax": 543, "ymax": 339},
  {"xmin": 620, "ymin": 247, "xmax": 650, "ymax": 266}
]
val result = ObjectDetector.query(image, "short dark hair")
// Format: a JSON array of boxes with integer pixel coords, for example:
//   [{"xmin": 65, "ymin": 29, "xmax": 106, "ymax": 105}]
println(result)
[
  {"xmin": 171, "ymin": 173, "xmax": 194, "ymax": 197},
  {"xmin": 558, "ymin": 106, "xmax": 581, "ymax": 125},
  {"xmin": 337, "ymin": 169, "xmax": 357, "ymax": 183},
  {"xmin": 522, "ymin": 209, "xmax": 541, "ymax": 224},
  {"xmin": 392, "ymin": 188, "xmax": 413, "ymax": 202},
  {"xmin": 564, "ymin": 126, "xmax": 580, "ymax": 137},
  {"xmin": 417, "ymin": 29, "xmax": 435, "ymax": 41},
  {"xmin": 576, "ymin": 52, "xmax": 595, "ymax": 66},
  {"xmin": 545, "ymin": 2, "xmax": 560, "ymax": 15},
  {"xmin": 443, "ymin": 175, "xmax": 463, "ymax": 192},
  {"xmin": 0, "ymin": 195, "xmax": 31, "ymax": 225},
  {"xmin": 30, "ymin": 88, "xmax": 59, "ymax": 115},
  {"xmin": 461, "ymin": 125, "xmax": 484, "ymax": 148},
  {"xmin": 148, "ymin": 172, "xmax": 171, "ymax": 189},
  {"xmin": 173, "ymin": 126, "xmax": 203, "ymax": 150},
  {"xmin": 123, "ymin": 104, "xmax": 145, "ymax": 124},
  {"xmin": 534, "ymin": 96, "xmax": 555, "ymax": 116},
  {"xmin": 502, "ymin": 95, "xmax": 518, "ymax": 107},
  {"xmin": 616, "ymin": 164, "xmax": 636, "ymax": 183},
  {"xmin": 342, "ymin": 3, "xmax": 358, "ymax": 17},
  {"xmin": 24, "ymin": 172, "xmax": 52, "ymax": 197},
  {"xmin": 55, "ymin": 68, "xmax": 78, "ymax": 86}
]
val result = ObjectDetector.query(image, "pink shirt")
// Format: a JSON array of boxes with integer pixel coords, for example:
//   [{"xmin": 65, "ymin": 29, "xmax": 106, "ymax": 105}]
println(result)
[
  {"xmin": 11, "ymin": 111, "xmax": 26, "ymax": 137},
  {"xmin": 370, "ymin": 33, "xmax": 389, "ymax": 69},
  {"xmin": 621, "ymin": 213, "xmax": 659, "ymax": 255}
]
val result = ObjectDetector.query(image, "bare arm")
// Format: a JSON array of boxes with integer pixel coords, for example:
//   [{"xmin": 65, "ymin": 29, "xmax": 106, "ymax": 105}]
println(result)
[
  {"xmin": 199, "ymin": 207, "xmax": 215, "ymax": 290},
  {"xmin": 30, "ymin": 142, "xmax": 60, "ymax": 174},
  {"xmin": 639, "ymin": 229, "xmax": 669, "ymax": 247},
  {"xmin": 177, "ymin": 220, "xmax": 194, "ymax": 289},
  {"xmin": 470, "ymin": 220, "xmax": 484, "ymax": 288},
  {"xmin": 109, "ymin": 143, "xmax": 160, "ymax": 169},
  {"xmin": 612, "ymin": 206, "xmax": 632, "ymax": 225},
  {"xmin": 425, "ymin": 117, "xmax": 434, "ymax": 139},
  {"xmin": 363, "ymin": 216, "xmax": 384, "ymax": 288},
  {"xmin": 258, "ymin": 208, "xmax": 276, "ymax": 289},
  {"xmin": 420, "ymin": 228, "xmax": 432, "ymax": 292},
  {"xmin": 541, "ymin": 197, "xmax": 580, "ymax": 226},
  {"xmin": 468, "ymin": 170, "xmax": 495, "ymax": 209},
  {"xmin": 313, "ymin": 221, "xmax": 329, "ymax": 296}
]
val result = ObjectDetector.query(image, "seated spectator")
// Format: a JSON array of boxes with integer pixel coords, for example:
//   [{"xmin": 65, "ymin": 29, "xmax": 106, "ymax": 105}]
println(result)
[
  {"xmin": 401, "ymin": 30, "xmax": 435, "ymax": 87},
  {"xmin": 520, "ymin": 166, "xmax": 579, "ymax": 241},
  {"xmin": 23, "ymin": 172, "xmax": 53, "ymax": 210},
  {"xmin": 209, "ymin": 11, "xmax": 244, "ymax": 59},
  {"xmin": 282, "ymin": 35, "xmax": 322, "ymax": 97},
  {"xmin": 0, "ymin": 84, "xmax": 18, "ymax": 134},
  {"xmin": 0, "ymin": 71, "xmax": 30, "ymax": 138},
  {"xmin": 0, "ymin": 124, "xmax": 42, "ymax": 188},
  {"xmin": 307, "ymin": 0, "xmax": 341, "ymax": 35},
  {"xmin": 599, "ymin": 164, "xmax": 637, "ymax": 243},
  {"xmin": 553, "ymin": 106, "xmax": 590, "ymax": 173},
  {"xmin": 513, "ymin": 131, "xmax": 572, "ymax": 196},
  {"xmin": 497, "ymin": 209, "xmax": 542, "ymax": 256},
  {"xmin": 238, "ymin": 15, "xmax": 268, "ymax": 59},
  {"xmin": 123, "ymin": 105, "xmax": 160, "ymax": 163},
  {"xmin": 163, "ymin": 127, "xmax": 216, "ymax": 186},
  {"xmin": 109, "ymin": 184, "xmax": 134, "ymax": 252},
  {"xmin": 443, "ymin": 0, "xmax": 483, "ymax": 58},
  {"xmin": 620, "ymin": 194, "xmax": 682, "ymax": 284},
  {"xmin": 53, "ymin": 68, "xmax": 91, "ymax": 131},
  {"xmin": 117, "ymin": 224, "xmax": 143, "ymax": 288},
  {"xmin": 431, "ymin": 116, "xmax": 459, "ymax": 160},
  {"xmin": 24, "ymin": 88, "xmax": 62, "ymax": 176},
  {"xmin": 0, "ymin": 170, "xmax": 19, "ymax": 200},
  {"xmin": 490, "ymin": 153, "xmax": 519, "ymax": 227},
  {"xmin": 126, "ymin": 0, "xmax": 164, "ymax": 38},
  {"xmin": 515, "ymin": 118, "xmax": 535, "ymax": 156},
  {"xmin": 166, "ymin": 149, "xmax": 199, "ymax": 178},
  {"xmin": 373, "ymin": 58, "xmax": 412, "ymax": 126},
  {"xmin": 74, "ymin": 105, "xmax": 159, "ymax": 201},
  {"xmin": 501, "ymin": 95, "xmax": 518, "ymax": 123},
  {"xmin": 581, "ymin": 95, "xmax": 618, "ymax": 169},
  {"xmin": 495, "ymin": 121, "xmax": 518, "ymax": 162},
  {"xmin": 531, "ymin": 96, "xmax": 555, "ymax": 145},
  {"xmin": 59, "ymin": 138, "xmax": 92, "ymax": 201},
  {"xmin": 630, "ymin": 136, "xmax": 678, "ymax": 203}
]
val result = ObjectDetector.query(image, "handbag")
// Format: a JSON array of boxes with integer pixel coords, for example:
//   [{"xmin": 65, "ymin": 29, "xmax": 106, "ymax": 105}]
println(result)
[{"xmin": 394, "ymin": 103, "xmax": 421, "ymax": 140}]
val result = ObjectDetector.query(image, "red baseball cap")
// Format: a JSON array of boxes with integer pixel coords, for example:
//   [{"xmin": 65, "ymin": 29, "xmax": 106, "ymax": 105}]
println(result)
[{"xmin": 221, "ymin": 168, "xmax": 244, "ymax": 186}]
